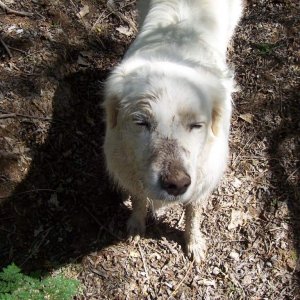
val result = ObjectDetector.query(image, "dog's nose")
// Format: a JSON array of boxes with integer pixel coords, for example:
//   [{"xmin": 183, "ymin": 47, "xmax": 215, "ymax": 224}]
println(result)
[{"xmin": 160, "ymin": 169, "xmax": 191, "ymax": 196}]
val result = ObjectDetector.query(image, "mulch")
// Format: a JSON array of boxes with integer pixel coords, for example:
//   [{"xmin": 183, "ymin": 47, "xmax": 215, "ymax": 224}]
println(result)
[{"xmin": 0, "ymin": 0, "xmax": 299, "ymax": 298}]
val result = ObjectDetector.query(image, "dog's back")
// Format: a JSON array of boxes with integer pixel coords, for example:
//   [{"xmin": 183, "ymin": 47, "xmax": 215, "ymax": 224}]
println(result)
[{"xmin": 133, "ymin": 0, "xmax": 243, "ymax": 59}]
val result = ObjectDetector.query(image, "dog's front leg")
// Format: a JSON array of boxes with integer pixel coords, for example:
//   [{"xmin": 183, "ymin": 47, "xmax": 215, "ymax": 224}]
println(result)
[
  {"xmin": 185, "ymin": 202, "xmax": 207, "ymax": 262},
  {"xmin": 127, "ymin": 196, "xmax": 147, "ymax": 241}
]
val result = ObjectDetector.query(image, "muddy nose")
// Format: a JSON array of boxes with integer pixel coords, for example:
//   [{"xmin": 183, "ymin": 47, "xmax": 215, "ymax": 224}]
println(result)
[{"xmin": 160, "ymin": 167, "xmax": 191, "ymax": 196}]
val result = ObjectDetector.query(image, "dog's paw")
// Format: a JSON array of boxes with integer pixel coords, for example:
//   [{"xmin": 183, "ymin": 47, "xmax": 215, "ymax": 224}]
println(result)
[
  {"xmin": 127, "ymin": 214, "xmax": 146, "ymax": 242},
  {"xmin": 186, "ymin": 237, "xmax": 207, "ymax": 263}
]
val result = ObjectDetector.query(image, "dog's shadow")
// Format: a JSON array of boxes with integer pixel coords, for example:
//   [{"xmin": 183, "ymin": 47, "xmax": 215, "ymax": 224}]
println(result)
[{"xmin": 0, "ymin": 69, "xmax": 184, "ymax": 272}]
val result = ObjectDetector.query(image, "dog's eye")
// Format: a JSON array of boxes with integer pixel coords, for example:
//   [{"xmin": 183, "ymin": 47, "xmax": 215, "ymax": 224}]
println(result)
[
  {"xmin": 135, "ymin": 120, "xmax": 151, "ymax": 130},
  {"xmin": 189, "ymin": 123, "xmax": 203, "ymax": 130}
]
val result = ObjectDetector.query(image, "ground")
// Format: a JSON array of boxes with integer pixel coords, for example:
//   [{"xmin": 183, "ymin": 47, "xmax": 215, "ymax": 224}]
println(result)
[{"xmin": 0, "ymin": 0, "xmax": 299, "ymax": 299}]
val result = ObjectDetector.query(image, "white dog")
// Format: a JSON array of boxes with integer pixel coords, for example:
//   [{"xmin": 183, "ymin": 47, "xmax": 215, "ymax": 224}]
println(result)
[{"xmin": 103, "ymin": 0, "xmax": 243, "ymax": 262}]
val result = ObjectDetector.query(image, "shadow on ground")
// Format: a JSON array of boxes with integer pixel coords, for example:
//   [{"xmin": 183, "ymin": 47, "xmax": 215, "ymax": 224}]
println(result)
[
  {"xmin": 264, "ymin": 83, "xmax": 300, "ymax": 279},
  {"xmin": 0, "ymin": 67, "xmax": 184, "ymax": 272},
  {"xmin": 0, "ymin": 69, "xmax": 126, "ymax": 271}
]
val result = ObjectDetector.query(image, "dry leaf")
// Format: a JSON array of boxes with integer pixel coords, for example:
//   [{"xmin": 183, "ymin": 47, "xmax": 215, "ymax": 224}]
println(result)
[
  {"xmin": 116, "ymin": 25, "xmax": 133, "ymax": 36},
  {"xmin": 49, "ymin": 193, "xmax": 59, "ymax": 207},
  {"xmin": 77, "ymin": 5, "xmax": 89, "ymax": 18},
  {"xmin": 34, "ymin": 225, "xmax": 44, "ymax": 237},
  {"xmin": 243, "ymin": 275, "xmax": 252, "ymax": 285},
  {"xmin": 77, "ymin": 55, "xmax": 89, "ymax": 67},
  {"xmin": 229, "ymin": 251, "xmax": 240, "ymax": 261},
  {"xmin": 199, "ymin": 279, "xmax": 216, "ymax": 287},
  {"xmin": 79, "ymin": 51, "xmax": 94, "ymax": 59},
  {"xmin": 149, "ymin": 252, "xmax": 162, "ymax": 260},
  {"xmin": 129, "ymin": 251, "xmax": 139, "ymax": 258},
  {"xmin": 212, "ymin": 267, "xmax": 220, "ymax": 275},
  {"xmin": 239, "ymin": 113, "xmax": 254, "ymax": 124},
  {"xmin": 228, "ymin": 209, "xmax": 251, "ymax": 230},
  {"xmin": 231, "ymin": 177, "xmax": 242, "ymax": 188}
]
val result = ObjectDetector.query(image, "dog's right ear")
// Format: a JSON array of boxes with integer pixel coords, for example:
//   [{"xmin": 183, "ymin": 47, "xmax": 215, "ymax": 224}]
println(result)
[
  {"xmin": 103, "ymin": 95, "xmax": 120, "ymax": 128},
  {"xmin": 103, "ymin": 69, "xmax": 125, "ymax": 129}
]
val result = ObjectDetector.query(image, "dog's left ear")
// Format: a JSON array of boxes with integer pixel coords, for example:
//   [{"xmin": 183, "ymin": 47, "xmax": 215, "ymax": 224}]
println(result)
[
  {"xmin": 211, "ymin": 92, "xmax": 231, "ymax": 137},
  {"xmin": 211, "ymin": 103, "xmax": 223, "ymax": 136},
  {"xmin": 211, "ymin": 75, "xmax": 233, "ymax": 136}
]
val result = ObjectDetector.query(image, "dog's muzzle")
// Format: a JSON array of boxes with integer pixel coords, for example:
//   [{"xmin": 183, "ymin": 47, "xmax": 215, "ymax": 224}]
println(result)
[{"xmin": 159, "ymin": 162, "xmax": 191, "ymax": 196}]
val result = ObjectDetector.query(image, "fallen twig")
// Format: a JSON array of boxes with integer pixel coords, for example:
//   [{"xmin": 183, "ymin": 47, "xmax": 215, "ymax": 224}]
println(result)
[
  {"xmin": 232, "ymin": 133, "xmax": 255, "ymax": 168},
  {"xmin": 0, "ymin": 0, "xmax": 34, "ymax": 17},
  {"xmin": 89, "ymin": 267, "xmax": 108, "ymax": 279},
  {"xmin": 93, "ymin": 0, "xmax": 135, "ymax": 31},
  {"xmin": 0, "ymin": 110, "xmax": 52, "ymax": 121},
  {"xmin": 91, "ymin": 10, "xmax": 108, "ymax": 30},
  {"xmin": 177, "ymin": 210, "xmax": 185, "ymax": 227},
  {"xmin": 0, "ymin": 38, "xmax": 12, "ymax": 58},
  {"xmin": 107, "ymin": 0, "xmax": 137, "ymax": 33},
  {"xmin": 0, "ymin": 150, "xmax": 18, "ymax": 160},
  {"xmin": 83, "ymin": 205, "xmax": 124, "ymax": 241},
  {"xmin": 286, "ymin": 167, "xmax": 299, "ymax": 182},
  {"xmin": 0, "ymin": 113, "xmax": 15, "ymax": 119},
  {"xmin": 0, "ymin": 189, "xmax": 57, "ymax": 200},
  {"xmin": 20, "ymin": 227, "xmax": 53, "ymax": 267},
  {"xmin": 168, "ymin": 258, "xmax": 194, "ymax": 299},
  {"xmin": 137, "ymin": 243, "xmax": 150, "ymax": 282},
  {"xmin": 7, "ymin": 45, "xmax": 27, "ymax": 55}
]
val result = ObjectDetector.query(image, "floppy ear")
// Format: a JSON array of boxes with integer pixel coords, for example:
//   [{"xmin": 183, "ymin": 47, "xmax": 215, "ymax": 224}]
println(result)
[
  {"xmin": 211, "ymin": 75, "xmax": 233, "ymax": 136},
  {"xmin": 103, "ymin": 69, "xmax": 125, "ymax": 129},
  {"xmin": 211, "ymin": 103, "xmax": 223, "ymax": 136},
  {"xmin": 104, "ymin": 95, "xmax": 120, "ymax": 128}
]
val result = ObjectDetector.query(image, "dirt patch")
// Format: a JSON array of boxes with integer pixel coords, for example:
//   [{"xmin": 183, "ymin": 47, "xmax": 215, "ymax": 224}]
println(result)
[{"xmin": 0, "ymin": 0, "xmax": 299, "ymax": 299}]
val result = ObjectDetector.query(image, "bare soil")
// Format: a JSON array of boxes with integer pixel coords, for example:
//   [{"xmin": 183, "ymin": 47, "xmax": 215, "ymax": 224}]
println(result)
[{"xmin": 0, "ymin": 0, "xmax": 299, "ymax": 299}]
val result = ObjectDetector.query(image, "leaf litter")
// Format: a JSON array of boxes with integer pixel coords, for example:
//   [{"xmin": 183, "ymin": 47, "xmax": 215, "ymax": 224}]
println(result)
[{"xmin": 0, "ymin": 0, "xmax": 299, "ymax": 299}]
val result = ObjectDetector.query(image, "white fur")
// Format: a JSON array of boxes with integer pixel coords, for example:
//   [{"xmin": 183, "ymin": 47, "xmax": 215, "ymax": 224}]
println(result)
[{"xmin": 103, "ymin": 0, "xmax": 243, "ymax": 261}]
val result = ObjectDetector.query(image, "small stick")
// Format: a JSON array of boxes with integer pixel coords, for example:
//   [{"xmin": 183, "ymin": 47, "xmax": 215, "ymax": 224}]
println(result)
[
  {"xmin": 0, "ymin": 1, "xmax": 34, "ymax": 17},
  {"xmin": 83, "ymin": 205, "xmax": 124, "ymax": 241},
  {"xmin": 0, "ymin": 111, "xmax": 52, "ymax": 121},
  {"xmin": 286, "ymin": 167, "xmax": 299, "ymax": 182},
  {"xmin": 91, "ymin": 10, "xmax": 108, "ymax": 30},
  {"xmin": 8, "ymin": 45, "xmax": 27, "ymax": 54},
  {"xmin": 168, "ymin": 258, "xmax": 194, "ymax": 299},
  {"xmin": 0, "ymin": 113, "xmax": 15, "ymax": 119},
  {"xmin": 20, "ymin": 227, "xmax": 52, "ymax": 267},
  {"xmin": 0, "ymin": 38, "xmax": 12, "ymax": 58},
  {"xmin": 0, "ymin": 189, "xmax": 57, "ymax": 200},
  {"xmin": 0, "ymin": 150, "xmax": 18, "ymax": 160},
  {"xmin": 137, "ymin": 243, "xmax": 150, "ymax": 282},
  {"xmin": 89, "ymin": 267, "xmax": 108, "ymax": 279},
  {"xmin": 92, "ymin": 2, "xmax": 135, "ymax": 30},
  {"xmin": 107, "ymin": 0, "xmax": 137, "ymax": 33},
  {"xmin": 177, "ymin": 210, "xmax": 185, "ymax": 227},
  {"xmin": 232, "ymin": 133, "xmax": 255, "ymax": 167}
]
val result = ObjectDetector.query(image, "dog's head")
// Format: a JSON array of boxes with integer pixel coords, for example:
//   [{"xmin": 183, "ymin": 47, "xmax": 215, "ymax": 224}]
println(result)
[{"xmin": 104, "ymin": 60, "xmax": 232, "ymax": 202}]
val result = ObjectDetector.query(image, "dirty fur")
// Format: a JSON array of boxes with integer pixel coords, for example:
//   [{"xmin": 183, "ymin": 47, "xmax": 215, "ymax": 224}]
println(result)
[{"xmin": 103, "ymin": 0, "xmax": 243, "ymax": 262}]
